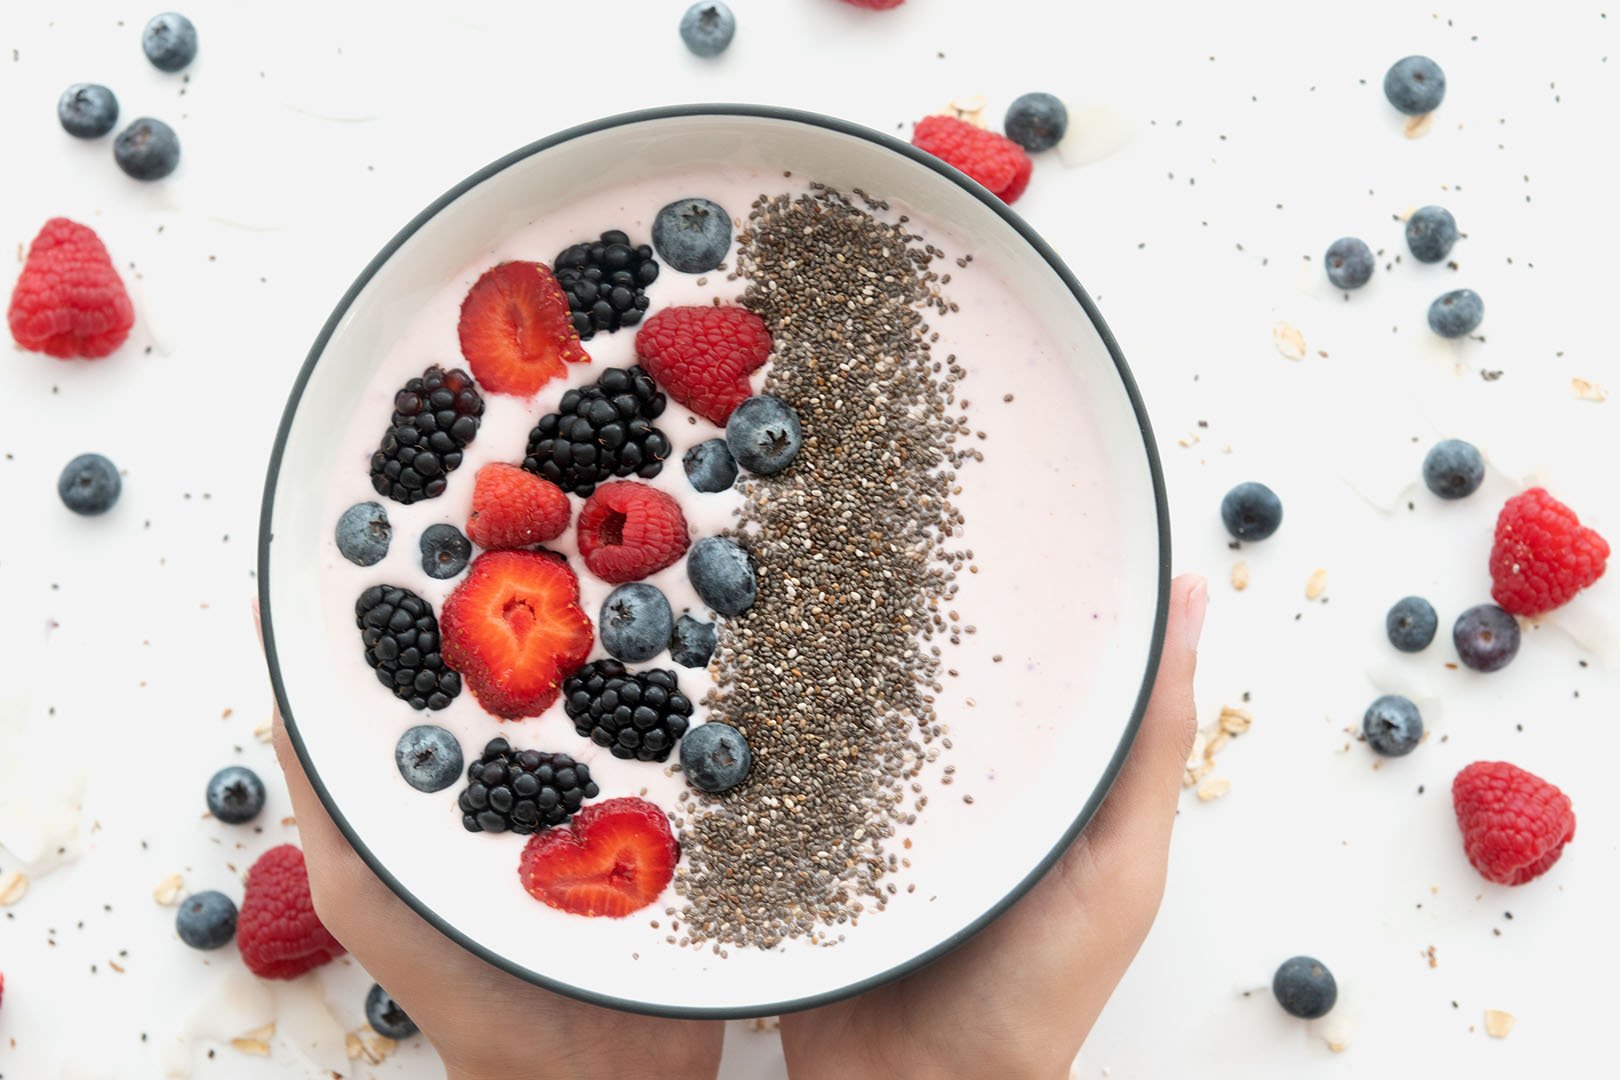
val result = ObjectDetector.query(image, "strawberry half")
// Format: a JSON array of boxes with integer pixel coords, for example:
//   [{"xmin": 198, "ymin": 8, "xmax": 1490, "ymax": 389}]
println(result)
[
  {"xmin": 440, "ymin": 550, "xmax": 594, "ymax": 719},
  {"xmin": 518, "ymin": 797, "xmax": 678, "ymax": 918},
  {"xmin": 458, "ymin": 262, "xmax": 590, "ymax": 397}
]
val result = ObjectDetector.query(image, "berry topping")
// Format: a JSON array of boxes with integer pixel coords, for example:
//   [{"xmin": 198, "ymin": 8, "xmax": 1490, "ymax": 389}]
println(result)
[
  {"xmin": 1453, "ymin": 761, "xmax": 1576, "ymax": 885},
  {"xmin": 669, "ymin": 614, "xmax": 717, "ymax": 669},
  {"xmin": 440, "ymin": 551, "xmax": 594, "ymax": 720},
  {"xmin": 142, "ymin": 12, "xmax": 198, "ymax": 72},
  {"xmin": 458, "ymin": 737, "xmax": 599, "ymax": 834},
  {"xmin": 1428, "ymin": 288, "xmax": 1483, "ymax": 338},
  {"xmin": 634, "ymin": 305, "xmax": 772, "ymax": 425},
  {"xmin": 1384, "ymin": 55, "xmax": 1446, "ymax": 115},
  {"xmin": 237, "ymin": 845, "xmax": 345, "ymax": 979},
  {"xmin": 1220, "ymin": 481, "xmax": 1282, "ymax": 542},
  {"xmin": 458, "ymin": 261, "xmax": 589, "ymax": 397},
  {"xmin": 726, "ymin": 394, "xmax": 802, "ymax": 475},
  {"xmin": 57, "ymin": 83, "xmax": 119, "ymax": 139},
  {"xmin": 113, "ymin": 117, "xmax": 181, "ymax": 180},
  {"xmin": 1362, "ymin": 695, "xmax": 1423, "ymax": 757},
  {"xmin": 365, "ymin": 984, "xmax": 418, "ymax": 1040},
  {"xmin": 600, "ymin": 582, "xmax": 675, "ymax": 662},
  {"xmin": 420, "ymin": 523, "xmax": 471, "ymax": 580},
  {"xmin": 206, "ymin": 766, "xmax": 266, "ymax": 824},
  {"xmin": 1405, "ymin": 205, "xmax": 1458, "ymax": 263},
  {"xmin": 336, "ymin": 501, "xmax": 391, "ymax": 566},
  {"xmin": 1004, "ymin": 92, "xmax": 1069, "ymax": 153},
  {"xmin": 1489, "ymin": 488, "xmax": 1609, "ymax": 617},
  {"xmin": 553, "ymin": 231, "xmax": 660, "ymax": 339},
  {"xmin": 680, "ymin": 722, "xmax": 751, "ymax": 793},
  {"xmin": 394, "ymin": 725, "xmax": 464, "ymax": 794},
  {"xmin": 687, "ymin": 535, "xmax": 757, "ymax": 616},
  {"xmin": 839, "ymin": 0, "xmax": 905, "ymax": 9},
  {"xmin": 369, "ymin": 364, "xmax": 484, "ymax": 504},
  {"xmin": 1272, "ymin": 956, "xmax": 1337, "ymax": 1019},
  {"xmin": 679, "ymin": 2, "xmax": 737, "ymax": 57},
  {"xmin": 1323, "ymin": 237, "xmax": 1374, "ymax": 290},
  {"xmin": 176, "ymin": 890, "xmax": 238, "ymax": 950},
  {"xmin": 518, "ymin": 797, "xmax": 678, "ymax": 918},
  {"xmin": 1453, "ymin": 603, "xmax": 1521, "ymax": 673},
  {"xmin": 466, "ymin": 462, "xmax": 571, "ymax": 550},
  {"xmin": 1385, "ymin": 596, "xmax": 1438, "ymax": 652},
  {"xmin": 355, "ymin": 585, "xmax": 462, "ymax": 710},
  {"xmin": 576, "ymin": 481, "xmax": 690, "ymax": 584},
  {"xmin": 911, "ymin": 114, "xmax": 1033, "ymax": 204},
  {"xmin": 58, "ymin": 453, "xmax": 121, "ymax": 515},
  {"xmin": 652, "ymin": 198, "xmax": 733, "ymax": 273},
  {"xmin": 1422, "ymin": 439, "xmax": 1485, "ymax": 500},
  {"xmin": 563, "ymin": 660, "xmax": 693, "ymax": 762},
  {"xmin": 8, "ymin": 218, "xmax": 134, "ymax": 359},
  {"xmin": 683, "ymin": 438, "xmax": 738, "ymax": 493},
  {"xmin": 522, "ymin": 365, "xmax": 671, "ymax": 496}
]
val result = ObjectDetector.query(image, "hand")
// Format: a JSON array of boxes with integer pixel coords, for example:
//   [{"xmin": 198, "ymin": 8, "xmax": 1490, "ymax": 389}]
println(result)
[{"xmin": 778, "ymin": 574, "xmax": 1207, "ymax": 1080}]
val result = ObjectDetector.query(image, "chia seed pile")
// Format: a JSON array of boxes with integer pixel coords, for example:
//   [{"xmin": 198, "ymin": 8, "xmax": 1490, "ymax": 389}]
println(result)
[{"xmin": 670, "ymin": 185, "xmax": 979, "ymax": 951}]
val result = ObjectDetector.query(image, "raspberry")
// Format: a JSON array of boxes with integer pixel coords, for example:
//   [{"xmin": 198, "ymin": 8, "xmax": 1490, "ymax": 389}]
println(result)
[
  {"xmin": 466, "ymin": 463, "xmax": 571, "ymax": 549},
  {"xmin": 634, "ymin": 306, "xmax": 771, "ymax": 425},
  {"xmin": 1453, "ymin": 761, "xmax": 1576, "ymax": 885},
  {"xmin": 576, "ymin": 481, "xmax": 690, "ymax": 584},
  {"xmin": 236, "ymin": 845, "xmax": 345, "ymax": 979},
  {"xmin": 7, "ymin": 218, "xmax": 135, "ymax": 359},
  {"xmin": 911, "ymin": 115, "xmax": 1033, "ymax": 204},
  {"xmin": 1488, "ymin": 488, "xmax": 1609, "ymax": 616}
]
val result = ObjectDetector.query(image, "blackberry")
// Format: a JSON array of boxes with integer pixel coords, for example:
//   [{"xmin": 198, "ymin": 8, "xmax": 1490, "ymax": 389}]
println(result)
[
  {"xmin": 369, "ymin": 365, "xmax": 484, "ymax": 505},
  {"xmin": 521, "ymin": 365, "xmax": 670, "ymax": 495},
  {"xmin": 457, "ymin": 737, "xmax": 599, "ymax": 834},
  {"xmin": 354, "ymin": 585, "xmax": 461, "ymax": 710},
  {"xmin": 553, "ymin": 230, "xmax": 660, "ymax": 339},
  {"xmin": 563, "ymin": 659, "xmax": 693, "ymax": 763}
]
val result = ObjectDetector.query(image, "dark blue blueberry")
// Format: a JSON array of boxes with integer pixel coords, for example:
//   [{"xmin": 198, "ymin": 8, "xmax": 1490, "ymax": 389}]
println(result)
[
  {"xmin": 1422, "ymin": 439, "xmax": 1484, "ymax": 499},
  {"xmin": 1385, "ymin": 596, "xmax": 1438, "ymax": 652},
  {"xmin": 1324, "ymin": 237, "xmax": 1374, "ymax": 290},
  {"xmin": 679, "ymin": 2, "xmax": 736, "ymax": 58},
  {"xmin": 394, "ymin": 725, "xmax": 464, "ymax": 793},
  {"xmin": 1219, "ymin": 482, "xmax": 1282, "ymax": 542},
  {"xmin": 687, "ymin": 536, "xmax": 756, "ymax": 616},
  {"xmin": 726, "ymin": 395, "xmax": 802, "ymax": 476},
  {"xmin": 206, "ymin": 765, "xmax": 266, "ymax": 824},
  {"xmin": 365, "ymin": 983, "xmax": 418, "ymax": 1040},
  {"xmin": 1362, "ymin": 694, "xmax": 1423, "ymax": 756},
  {"xmin": 669, "ymin": 614, "xmax": 718, "ymax": 669},
  {"xmin": 114, "ymin": 117, "xmax": 180, "ymax": 180},
  {"xmin": 57, "ymin": 83, "xmax": 119, "ymax": 139},
  {"xmin": 175, "ymin": 890, "xmax": 237, "ymax": 950},
  {"xmin": 679, "ymin": 721, "xmax": 752, "ymax": 793},
  {"xmin": 652, "ymin": 197, "xmax": 732, "ymax": 273},
  {"xmin": 1454, "ymin": 604, "xmax": 1520, "ymax": 673},
  {"xmin": 1004, "ymin": 92, "xmax": 1068, "ymax": 153},
  {"xmin": 1273, "ymin": 956, "xmax": 1337, "ymax": 1019},
  {"xmin": 600, "ymin": 582, "xmax": 675, "ymax": 662},
  {"xmin": 1428, "ymin": 289, "xmax": 1483, "ymax": 338},
  {"xmin": 58, "ymin": 453, "xmax": 121, "ymax": 515},
  {"xmin": 420, "ymin": 523, "xmax": 470, "ymax": 579},
  {"xmin": 683, "ymin": 438, "xmax": 739, "ymax": 493},
  {"xmin": 1383, "ymin": 55, "xmax": 1445, "ymax": 115},
  {"xmin": 335, "ymin": 501, "xmax": 391, "ymax": 566},
  {"xmin": 142, "ymin": 12, "xmax": 198, "ymax": 72},
  {"xmin": 1405, "ymin": 205, "xmax": 1457, "ymax": 263}
]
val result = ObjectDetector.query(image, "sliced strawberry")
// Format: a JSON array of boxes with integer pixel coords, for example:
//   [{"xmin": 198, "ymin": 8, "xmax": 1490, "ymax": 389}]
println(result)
[
  {"xmin": 458, "ymin": 262, "xmax": 590, "ymax": 397},
  {"xmin": 466, "ymin": 463, "xmax": 571, "ymax": 550},
  {"xmin": 440, "ymin": 550, "xmax": 594, "ymax": 719},
  {"xmin": 518, "ymin": 797, "xmax": 678, "ymax": 918}
]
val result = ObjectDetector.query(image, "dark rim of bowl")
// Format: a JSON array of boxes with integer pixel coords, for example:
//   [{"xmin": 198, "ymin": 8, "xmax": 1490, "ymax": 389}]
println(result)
[{"xmin": 258, "ymin": 103, "xmax": 1172, "ymax": 1020}]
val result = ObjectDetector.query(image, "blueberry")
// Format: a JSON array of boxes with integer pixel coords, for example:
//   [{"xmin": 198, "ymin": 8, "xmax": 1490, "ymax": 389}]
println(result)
[
  {"xmin": 683, "ymin": 438, "xmax": 739, "ymax": 493},
  {"xmin": 58, "ymin": 453, "xmax": 121, "ymax": 515},
  {"xmin": 1385, "ymin": 596, "xmax": 1438, "ymax": 652},
  {"xmin": 420, "ymin": 523, "xmax": 471, "ymax": 579},
  {"xmin": 679, "ymin": 2, "xmax": 736, "ymax": 58},
  {"xmin": 669, "ymin": 614, "xmax": 718, "ymax": 668},
  {"xmin": 652, "ymin": 197, "xmax": 732, "ymax": 273},
  {"xmin": 1362, "ymin": 694, "xmax": 1423, "ymax": 756},
  {"xmin": 726, "ymin": 395, "xmax": 802, "ymax": 476},
  {"xmin": 679, "ymin": 721, "xmax": 752, "ymax": 793},
  {"xmin": 1405, "ymin": 205, "xmax": 1457, "ymax": 263},
  {"xmin": 365, "ymin": 983, "xmax": 418, "ymax": 1040},
  {"xmin": 57, "ymin": 83, "xmax": 119, "ymax": 139},
  {"xmin": 1272, "ymin": 956, "xmax": 1337, "ymax": 1019},
  {"xmin": 1323, "ymin": 237, "xmax": 1374, "ymax": 290},
  {"xmin": 206, "ymin": 765, "xmax": 266, "ymax": 824},
  {"xmin": 142, "ymin": 12, "xmax": 198, "ymax": 72},
  {"xmin": 687, "ymin": 536, "xmax": 757, "ymax": 616},
  {"xmin": 1003, "ymin": 92, "xmax": 1068, "ymax": 153},
  {"xmin": 1422, "ymin": 438, "xmax": 1485, "ymax": 499},
  {"xmin": 1383, "ymin": 55, "xmax": 1445, "ymax": 115},
  {"xmin": 1453, "ymin": 603, "xmax": 1520, "ymax": 673},
  {"xmin": 1427, "ymin": 289, "xmax": 1483, "ymax": 338},
  {"xmin": 175, "ymin": 890, "xmax": 237, "ymax": 950},
  {"xmin": 1219, "ymin": 482, "xmax": 1282, "ymax": 542},
  {"xmin": 394, "ymin": 725, "xmax": 464, "ymax": 793},
  {"xmin": 335, "ymin": 501, "xmax": 391, "ymax": 566},
  {"xmin": 114, "ymin": 117, "xmax": 181, "ymax": 181},
  {"xmin": 600, "ymin": 583, "xmax": 675, "ymax": 662}
]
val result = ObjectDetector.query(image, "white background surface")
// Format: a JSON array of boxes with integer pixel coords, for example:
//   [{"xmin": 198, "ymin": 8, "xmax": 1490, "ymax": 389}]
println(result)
[{"xmin": 1, "ymin": 1, "xmax": 1616, "ymax": 1077}]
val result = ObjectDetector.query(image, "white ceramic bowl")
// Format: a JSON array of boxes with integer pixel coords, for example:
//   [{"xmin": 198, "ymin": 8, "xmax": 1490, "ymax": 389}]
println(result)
[{"xmin": 259, "ymin": 105, "xmax": 1169, "ymax": 1018}]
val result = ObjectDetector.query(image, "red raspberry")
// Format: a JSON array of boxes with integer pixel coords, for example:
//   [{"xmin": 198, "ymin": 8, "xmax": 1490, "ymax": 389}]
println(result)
[
  {"xmin": 7, "ymin": 217, "xmax": 135, "ymax": 359},
  {"xmin": 911, "ymin": 115, "xmax": 1034, "ymax": 204},
  {"xmin": 1453, "ymin": 761, "xmax": 1576, "ymax": 885},
  {"xmin": 0, "ymin": 970, "xmax": 5, "ymax": 1009},
  {"xmin": 576, "ymin": 481, "xmax": 690, "ymax": 583},
  {"xmin": 1488, "ymin": 488, "xmax": 1609, "ymax": 616},
  {"xmin": 236, "ymin": 845, "xmax": 345, "ymax": 979},
  {"xmin": 634, "ymin": 306, "xmax": 771, "ymax": 425},
  {"xmin": 466, "ymin": 463, "xmax": 571, "ymax": 550},
  {"xmin": 839, "ymin": 0, "xmax": 905, "ymax": 8}
]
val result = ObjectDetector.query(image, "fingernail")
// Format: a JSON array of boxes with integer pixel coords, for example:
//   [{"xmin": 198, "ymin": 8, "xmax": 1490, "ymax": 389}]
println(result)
[{"xmin": 1184, "ymin": 576, "xmax": 1208, "ymax": 649}]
